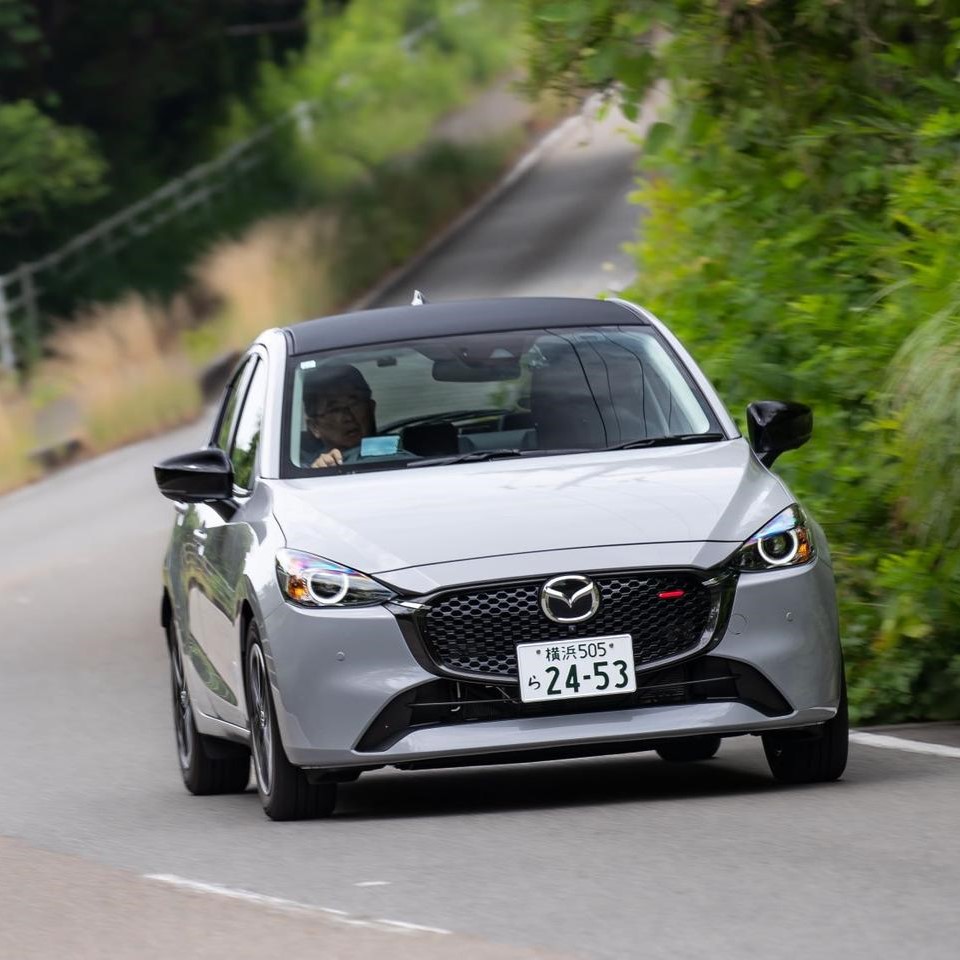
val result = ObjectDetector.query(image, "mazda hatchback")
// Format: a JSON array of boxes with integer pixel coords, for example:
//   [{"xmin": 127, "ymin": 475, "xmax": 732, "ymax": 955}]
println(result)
[{"xmin": 156, "ymin": 296, "xmax": 847, "ymax": 820}]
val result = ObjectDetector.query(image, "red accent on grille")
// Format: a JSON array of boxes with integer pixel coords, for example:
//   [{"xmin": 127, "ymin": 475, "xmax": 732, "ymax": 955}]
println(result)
[{"xmin": 658, "ymin": 589, "xmax": 686, "ymax": 600}]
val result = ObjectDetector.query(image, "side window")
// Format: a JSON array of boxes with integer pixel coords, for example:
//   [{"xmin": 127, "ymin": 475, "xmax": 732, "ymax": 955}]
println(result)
[
  {"xmin": 231, "ymin": 360, "xmax": 267, "ymax": 492},
  {"xmin": 215, "ymin": 359, "xmax": 253, "ymax": 451}
]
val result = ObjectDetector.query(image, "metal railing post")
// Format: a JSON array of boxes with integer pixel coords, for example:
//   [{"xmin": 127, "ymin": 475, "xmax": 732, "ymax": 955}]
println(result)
[
  {"xmin": 0, "ymin": 277, "xmax": 16, "ymax": 371},
  {"xmin": 18, "ymin": 264, "xmax": 40, "ymax": 360}
]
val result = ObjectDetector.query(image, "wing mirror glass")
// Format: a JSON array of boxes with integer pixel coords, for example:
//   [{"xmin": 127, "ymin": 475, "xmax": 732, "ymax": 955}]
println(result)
[
  {"xmin": 154, "ymin": 447, "xmax": 233, "ymax": 502},
  {"xmin": 746, "ymin": 401, "xmax": 812, "ymax": 467}
]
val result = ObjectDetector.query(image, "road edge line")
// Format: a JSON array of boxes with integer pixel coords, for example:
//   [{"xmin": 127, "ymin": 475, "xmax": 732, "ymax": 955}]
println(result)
[
  {"xmin": 850, "ymin": 731, "xmax": 960, "ymax": 759},
  {"xmin": 144, "ymin": 873, "xmax": 451, "ymax": 936}
]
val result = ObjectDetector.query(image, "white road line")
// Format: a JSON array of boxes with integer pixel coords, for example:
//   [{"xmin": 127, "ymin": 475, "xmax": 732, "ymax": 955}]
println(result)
[
  {"xmin": 375, "ymin": 918, "xmax": 452, "ymax": 934},
  {"xmin": 355, "ymin": 880, "xmax": 391, "ymax": 887},
  {"xmin": 850, "ymin": 731, "xmax": 960, "ymax": 759},
  {"xmin": 144, "ymin": 874, "xmax": 450, "ymax": 936}
]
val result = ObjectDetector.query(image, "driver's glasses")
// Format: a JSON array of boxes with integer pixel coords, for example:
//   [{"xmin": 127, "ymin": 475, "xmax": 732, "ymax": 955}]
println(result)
[{"xmin": 307, "ymin": 393, "xmax": 369, "ymax": 422}]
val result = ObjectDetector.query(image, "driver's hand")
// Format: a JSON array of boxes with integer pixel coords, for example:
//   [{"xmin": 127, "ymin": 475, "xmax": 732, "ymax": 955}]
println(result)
[{"xmin": 311, "ymin": 449, "xmax": 343, "ymax": 468}]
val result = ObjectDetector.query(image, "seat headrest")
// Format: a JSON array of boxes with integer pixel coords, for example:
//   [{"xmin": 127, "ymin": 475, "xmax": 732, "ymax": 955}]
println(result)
[{"xmin": 401, "ymin": 422, "xmax": 459, "ymax": 457}]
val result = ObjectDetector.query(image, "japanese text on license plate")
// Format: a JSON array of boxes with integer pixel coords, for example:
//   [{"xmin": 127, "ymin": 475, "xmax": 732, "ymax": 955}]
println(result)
[{"xmin": 516, "ymin": 634, "xmax": 636, "ymax": 704}]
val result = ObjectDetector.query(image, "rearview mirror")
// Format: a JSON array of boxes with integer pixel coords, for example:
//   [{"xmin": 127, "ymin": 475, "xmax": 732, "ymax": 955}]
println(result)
[
  {"xmin": 154, "ymin": 448, "xmax": 233, "ymax": 502},
  {"xmin": 746, "ymin": 401, "xmax": 812, "ymax": 468},
  {"xmin": 432, "ymin": 358, "xmax": 521, "ymax": 382}
]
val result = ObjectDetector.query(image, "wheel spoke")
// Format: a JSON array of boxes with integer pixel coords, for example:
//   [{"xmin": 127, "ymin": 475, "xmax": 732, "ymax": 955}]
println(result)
[
  {"xmin": 249, "ymin": 645, "xmax": 273, "ymax": 796},
  {"xmin": 170, "ymin": 637, "xmax": 193, "ymax": 769}
]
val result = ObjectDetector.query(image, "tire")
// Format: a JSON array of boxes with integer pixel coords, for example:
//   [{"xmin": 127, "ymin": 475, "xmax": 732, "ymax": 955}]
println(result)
[
  {"xmin": 656, "ymin": 735, "xmax": 721, "ymax": 763},
  {"xmin": 168, "ymin": 623, "xmax": 251, "ymax": 796},
  {"xmin": 763, "ymin": 671, "xmax": 849, "ymax": 784},
  {"xmin": 246, "ymin": 624, "xmax": 337, "ymax": 821}
]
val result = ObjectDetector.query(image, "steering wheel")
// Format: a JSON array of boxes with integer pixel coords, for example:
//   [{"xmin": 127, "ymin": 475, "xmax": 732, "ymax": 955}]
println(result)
[{"xmin": 379, "ymin": 408, "xmax": 510, "ymax": 434}]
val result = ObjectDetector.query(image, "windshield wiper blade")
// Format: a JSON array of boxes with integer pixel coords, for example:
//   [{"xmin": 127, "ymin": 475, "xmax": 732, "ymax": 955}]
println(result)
[
  {"xmin": 606, "ymin": 432, "xmax": 727, "ymax": 451},
  {"xmin": 407, "ymin": 448, "xmax": 526, "ymax": 468}
]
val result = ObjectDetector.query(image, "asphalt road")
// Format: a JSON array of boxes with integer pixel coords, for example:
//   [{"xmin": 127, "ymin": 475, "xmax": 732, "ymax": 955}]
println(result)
[{"xmin": 2, "ymin": 106, "xmax": 959, "ymax": 960}]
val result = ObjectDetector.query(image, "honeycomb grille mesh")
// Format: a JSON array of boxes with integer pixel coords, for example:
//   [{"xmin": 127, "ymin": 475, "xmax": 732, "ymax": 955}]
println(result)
[{"xmin": 420, "ymin": 573, "xmax": 713, "ymax": 678}]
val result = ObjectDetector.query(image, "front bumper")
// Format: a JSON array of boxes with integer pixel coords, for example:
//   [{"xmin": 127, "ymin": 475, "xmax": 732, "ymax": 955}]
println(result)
[{"xmin": 261, "ymin": 556, "xmax": 842, "ymax": 769}]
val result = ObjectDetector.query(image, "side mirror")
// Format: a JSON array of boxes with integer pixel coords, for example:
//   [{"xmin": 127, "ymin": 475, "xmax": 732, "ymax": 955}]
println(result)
[
  {"xmin": 746, "ymin": 401, "xmax": 812, "ymax": 468},
  {"xmin": 155, "ymin": 448, "xmax": 233, "ymax": 502}
]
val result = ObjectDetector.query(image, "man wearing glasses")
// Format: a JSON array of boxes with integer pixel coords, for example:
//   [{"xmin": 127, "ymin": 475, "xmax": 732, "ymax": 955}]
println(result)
[{"xmin": 301, "ymin": 365, "xmax": 377, "ymax": 468}]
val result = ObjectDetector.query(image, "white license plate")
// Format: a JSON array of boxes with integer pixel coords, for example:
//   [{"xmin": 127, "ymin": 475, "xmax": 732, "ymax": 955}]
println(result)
[{"xmin": 516, "ymin": 634, "xmax": 636, "ymax": 704}]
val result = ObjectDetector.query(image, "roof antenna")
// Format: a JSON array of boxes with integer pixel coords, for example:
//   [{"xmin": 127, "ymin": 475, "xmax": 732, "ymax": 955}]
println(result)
[{"xmin": 411, "ymin": 290, "xmax": 428, "ymax": 305}]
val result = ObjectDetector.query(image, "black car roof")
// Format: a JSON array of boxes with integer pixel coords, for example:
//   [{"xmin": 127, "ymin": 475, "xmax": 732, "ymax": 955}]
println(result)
[{"xmin": 283, "ymin": 297, "xmax": 644, "ymax": 355}]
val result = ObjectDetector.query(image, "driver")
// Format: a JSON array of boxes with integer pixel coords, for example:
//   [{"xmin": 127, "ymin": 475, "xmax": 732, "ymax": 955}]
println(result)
[{"xmin": 301, "ymin": 365, "xmax": 376, "ymax": 468}]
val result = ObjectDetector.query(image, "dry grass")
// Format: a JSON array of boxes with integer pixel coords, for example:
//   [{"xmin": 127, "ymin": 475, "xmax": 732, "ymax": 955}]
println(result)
[
  {"xmin": 188, "ymin": 213, "xmax": 337, "ymax": 362},
  {"xmin": 43, "ymin": 295, "xmax": 202, "ymax": 453},
  {"xmin": 0, "ymin": 376, "xmax": 38, "ymax": 494}
]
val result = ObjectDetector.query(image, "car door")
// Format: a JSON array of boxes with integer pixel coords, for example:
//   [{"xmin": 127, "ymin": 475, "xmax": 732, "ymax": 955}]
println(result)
[
  {"xmin": 181, "ymin": 356, "xmax": 254, "ymax": 721},
  {"xmin": 193, "ymin": 354, "xmax": 269, "ymax": 728}
]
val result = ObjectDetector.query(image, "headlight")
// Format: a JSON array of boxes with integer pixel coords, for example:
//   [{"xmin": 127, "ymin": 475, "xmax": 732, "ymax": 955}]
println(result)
[
  {"xmin": 276, "ymin": 549, "xmax": 395, "ymax": 607},
  {"xmin": 735, "ymin": 505, "xmax": 815, "ymax": 572}
]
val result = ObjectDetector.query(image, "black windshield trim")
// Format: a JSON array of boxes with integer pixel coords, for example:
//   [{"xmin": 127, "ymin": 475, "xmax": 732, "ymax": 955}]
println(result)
[{"xmin": 286, "ymin": 297, "xmax": 641, "ymax": 355}]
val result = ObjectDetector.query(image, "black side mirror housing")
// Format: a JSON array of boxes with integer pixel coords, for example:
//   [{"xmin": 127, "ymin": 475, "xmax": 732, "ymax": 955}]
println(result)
[
  {"xmin": 155, "ymin": 447, "xmax": 234, "ymax": 502},
  {"xmin": 746, "ymin": 401, "xmax": 812, "ymax": 468}
]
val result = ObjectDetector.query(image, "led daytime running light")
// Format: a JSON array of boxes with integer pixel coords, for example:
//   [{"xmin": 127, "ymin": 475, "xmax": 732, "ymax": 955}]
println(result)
[
  {"xmin": 307, "ymin": 571, "xmax": 350, "ymax": 606},
  {"xmin": 756, "ymin": 529, "xmax": 799, "ymax": 567}
]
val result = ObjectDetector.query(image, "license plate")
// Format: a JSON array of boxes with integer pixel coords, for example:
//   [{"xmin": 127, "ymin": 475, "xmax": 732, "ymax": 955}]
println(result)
[{"xmin": 516, "ymin": 634, "xmax": 636, "ymax": 704}]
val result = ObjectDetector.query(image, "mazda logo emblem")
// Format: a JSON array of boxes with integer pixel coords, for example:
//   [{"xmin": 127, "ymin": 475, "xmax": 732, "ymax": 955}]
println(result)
[{"xmin": 540, "ymin": 575, "xmax": 600, "ymax": 624}]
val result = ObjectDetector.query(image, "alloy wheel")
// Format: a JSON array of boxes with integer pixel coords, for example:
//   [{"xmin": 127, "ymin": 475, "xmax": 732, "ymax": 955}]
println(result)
[
  {"xmin": 248, "ymin": 643, "xmax": 275, "ymax": 797},
  {"xmin": 170, "ymin": 634, "xmax": 194, "ymax": 771}
]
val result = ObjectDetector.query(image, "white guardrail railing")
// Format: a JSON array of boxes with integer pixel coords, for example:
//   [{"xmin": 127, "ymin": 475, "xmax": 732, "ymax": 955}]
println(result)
[{"xmin": 0, "ymin": 5, "xmax": 476, "ymax": 371}]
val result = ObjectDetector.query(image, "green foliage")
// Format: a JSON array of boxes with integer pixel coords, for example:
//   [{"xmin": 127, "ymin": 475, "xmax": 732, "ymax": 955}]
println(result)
[
  {"xmin": 525, "ymin": 0, "xmax": 960, "ymax": 721},
  {"xmin": 217, "ymin": 0, "xmax": 520, "ymax": 189},
  {"xmin": 0, "ymin": 100, "xmax": 106, "ymax": 230},
  {"xmin": 0, "ymin": 1, "xmax": 311, "ymax": 267}
]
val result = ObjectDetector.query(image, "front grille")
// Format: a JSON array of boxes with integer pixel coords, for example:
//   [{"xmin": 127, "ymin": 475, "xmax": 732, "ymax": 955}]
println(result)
[{"xmin": 418, "ymin": 571, "xmax": 716, "ymax": 680}]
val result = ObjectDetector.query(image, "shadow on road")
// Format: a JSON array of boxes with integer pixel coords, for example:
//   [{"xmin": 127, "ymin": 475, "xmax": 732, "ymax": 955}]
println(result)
[{"xmin": 334, "ymin": 750, "xmax": 799, "ymax": 821}]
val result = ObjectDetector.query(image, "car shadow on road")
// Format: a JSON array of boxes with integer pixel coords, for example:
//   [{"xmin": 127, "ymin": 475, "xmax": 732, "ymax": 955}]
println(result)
[
  {"xmin": 330, "ymin": 740, "xmax": 928, "ymax": 821},
  {"xmin": 334, "ymin": 749, "xmax": 786, "ymax": 821}
]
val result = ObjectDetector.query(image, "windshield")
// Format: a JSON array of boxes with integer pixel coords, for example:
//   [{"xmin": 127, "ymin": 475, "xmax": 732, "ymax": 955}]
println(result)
[{"xmin": 281, "ymin": 325, "xmax": 722, "ymax": 476}]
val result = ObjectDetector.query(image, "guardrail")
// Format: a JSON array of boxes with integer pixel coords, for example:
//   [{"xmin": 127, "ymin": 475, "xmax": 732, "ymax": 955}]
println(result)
[
  {"xmin": 0, "ymin": 104, "xmax": 302, "ymax": 370},
  {"xmin": 0, "ymin": 4, "xmax": 477, "ymax": 371}
]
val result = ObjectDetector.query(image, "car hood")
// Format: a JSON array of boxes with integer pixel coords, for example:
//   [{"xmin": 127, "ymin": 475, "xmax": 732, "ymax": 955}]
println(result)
[{"xmin": 268, "ymin": 439, "xmax": 792, "ymax": 577}]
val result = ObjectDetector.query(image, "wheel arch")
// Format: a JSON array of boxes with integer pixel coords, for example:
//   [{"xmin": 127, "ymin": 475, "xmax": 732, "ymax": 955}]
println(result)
[
  {"xmin": 161, "ymin": 590, "xmax": 173, "ymax": 642},
  {"xmin": 240, "ymin": 598, "xmax": 256, "ymax": 665}
]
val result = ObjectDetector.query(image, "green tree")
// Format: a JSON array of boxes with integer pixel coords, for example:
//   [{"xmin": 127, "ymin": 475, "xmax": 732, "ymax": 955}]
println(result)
[
  {"xmin": 524, "ymin": 0, "xmax": 960, "ymax": 721},
  {"xmin": 0, "ymin": 1, "xmax": 310, "ymax": 266},
  {"xmin": 0, "ymin": 100, "xmax": 106, "ymax": 233}
]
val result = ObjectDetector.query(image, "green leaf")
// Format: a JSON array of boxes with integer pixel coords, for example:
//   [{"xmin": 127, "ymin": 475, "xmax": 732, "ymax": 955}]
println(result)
[
  {"xmin": 644, "ymin": 121, "xmax": 673, "ymax": 155},
  {"xmin": 780, "ymin": 169, "xmax": 806, "ymax": 190}
]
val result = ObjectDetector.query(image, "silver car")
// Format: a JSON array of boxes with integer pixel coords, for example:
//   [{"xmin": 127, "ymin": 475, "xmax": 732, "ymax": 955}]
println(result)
[{"xmin": 156, "ymin": 296, "xmax": 847, "ymax": 820}]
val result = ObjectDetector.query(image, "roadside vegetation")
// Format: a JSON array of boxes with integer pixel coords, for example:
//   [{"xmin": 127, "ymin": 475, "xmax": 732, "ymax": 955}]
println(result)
[
  {"xmin": 524, "ymin": 0, "xmax": 960, "ymax": 722},
  {"xmin": 0, "ymin": 0, "xmax": 531, "ymax": 491}
]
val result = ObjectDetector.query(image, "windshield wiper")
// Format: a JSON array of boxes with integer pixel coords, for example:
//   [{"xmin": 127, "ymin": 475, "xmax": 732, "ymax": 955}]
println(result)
[
  {"xmin": 606, "ymin": 432, "xmax": 727, "ymax": 451},
  {"xmin": 408, "ymin": 448, "xmax": 526, "ymax": 468},
  {"xmin": 407, "ymin": 447, "xmax": 591, "ymax": 468}
]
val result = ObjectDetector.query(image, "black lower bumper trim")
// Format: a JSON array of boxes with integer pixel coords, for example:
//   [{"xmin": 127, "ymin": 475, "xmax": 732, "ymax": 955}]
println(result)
[{"xmin": 355, "ymin": 656, "xmax": 791, "ymax": 753}]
